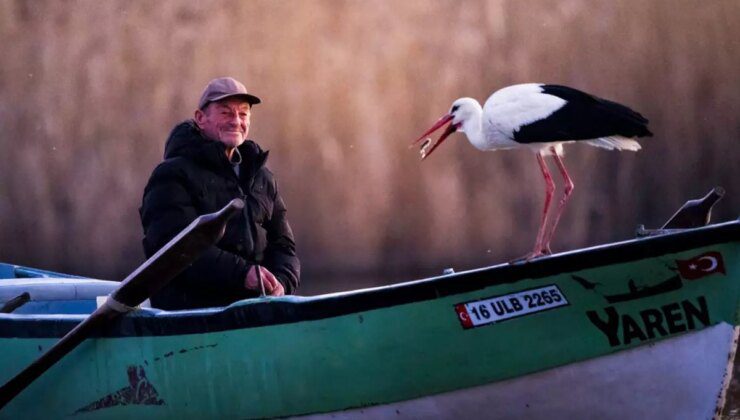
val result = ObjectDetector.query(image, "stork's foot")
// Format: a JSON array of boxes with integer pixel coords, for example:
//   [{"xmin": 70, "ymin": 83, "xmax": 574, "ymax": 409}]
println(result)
[
  {"xmin": 509, "ymin": 251, "xmax": 546, "ymax": 264},
  {"xmin": 509, "ymin": 245, "xmax": 553, "ymax": 264}
]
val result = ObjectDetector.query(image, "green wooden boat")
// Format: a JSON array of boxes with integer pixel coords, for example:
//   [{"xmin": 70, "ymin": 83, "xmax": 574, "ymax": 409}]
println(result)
[{"xmin": 1, "ymin": 220, "xmax": 739, "ymax": 418}]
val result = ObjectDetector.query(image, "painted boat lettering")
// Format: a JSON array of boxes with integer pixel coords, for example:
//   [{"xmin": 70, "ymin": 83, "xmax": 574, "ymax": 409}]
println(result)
[
  {"xmin": 586, "ymin": 296, "xmax": 710, "ymax": 347},
  {"xmin": 455, "ymin": 285, "xmax": 569, "ymax": 329}
]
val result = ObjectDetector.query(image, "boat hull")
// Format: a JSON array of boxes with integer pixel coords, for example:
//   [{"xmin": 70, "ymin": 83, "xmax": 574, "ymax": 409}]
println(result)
[
  {"xmin": 299, "ymin": 323, "xmax": 736, "ymax": 419},
  {"xmin": 0, "ymin": 222, "xmax": 738, "ymax": 418}
]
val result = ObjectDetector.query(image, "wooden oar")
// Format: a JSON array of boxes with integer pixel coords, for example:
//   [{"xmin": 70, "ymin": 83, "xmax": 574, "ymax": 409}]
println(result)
[
  {"xmin": 0, "ymin": 292, "xmax": 30, "ymax": 314},
  {"xmin": 0, "ymin": 198, "xmax": 244, "ymax": 409}
]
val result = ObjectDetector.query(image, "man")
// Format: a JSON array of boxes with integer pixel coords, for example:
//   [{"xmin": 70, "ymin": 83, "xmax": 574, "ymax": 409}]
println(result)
[{"xmin": 140, "ymin": 77, "xmax": 300, "ymax": 310}]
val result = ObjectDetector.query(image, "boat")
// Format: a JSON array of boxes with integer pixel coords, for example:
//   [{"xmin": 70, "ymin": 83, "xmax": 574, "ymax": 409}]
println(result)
[{"xmin": 0, "ymin": 217, "xmax": 738, "ymax": 418}]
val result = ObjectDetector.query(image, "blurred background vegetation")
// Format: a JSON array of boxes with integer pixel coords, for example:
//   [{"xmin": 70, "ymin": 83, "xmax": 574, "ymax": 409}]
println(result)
[{"xmin": 0, "ymin": 0, "xmax": 738, "ymax": 295}]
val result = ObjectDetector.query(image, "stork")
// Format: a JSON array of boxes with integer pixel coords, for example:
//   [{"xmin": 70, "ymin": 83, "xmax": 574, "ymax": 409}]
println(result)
[{"xmin": 412, "ymin": 83, "xmax": 652, "ymax": 261}]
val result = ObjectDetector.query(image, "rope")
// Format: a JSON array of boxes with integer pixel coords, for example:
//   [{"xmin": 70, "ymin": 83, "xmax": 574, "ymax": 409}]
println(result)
[{"xmin": 104, "ymin": 296, "xmax": 137, "ymax": 313}]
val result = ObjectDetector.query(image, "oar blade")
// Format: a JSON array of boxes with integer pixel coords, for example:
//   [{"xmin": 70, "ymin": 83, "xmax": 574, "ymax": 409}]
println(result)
[{"xmin": 113, "ymin": 198, "xmax": 244, "ymax": 306}]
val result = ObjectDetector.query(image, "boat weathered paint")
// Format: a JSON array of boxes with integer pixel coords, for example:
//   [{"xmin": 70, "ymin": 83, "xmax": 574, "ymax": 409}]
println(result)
[{"xmin": 0, "ymin": 220, "xmax": 738, "ymax": 419}]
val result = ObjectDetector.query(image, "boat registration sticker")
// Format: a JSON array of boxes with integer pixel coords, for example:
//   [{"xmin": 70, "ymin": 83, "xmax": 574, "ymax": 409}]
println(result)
[{"xmin": 454, "ymin": 285, "xmax": 569, "ymax": 329}]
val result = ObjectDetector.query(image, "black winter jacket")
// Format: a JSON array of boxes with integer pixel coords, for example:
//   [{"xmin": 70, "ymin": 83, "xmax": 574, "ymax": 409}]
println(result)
[{"xmin": 140, "ymin": 120, "xmax": 300, "ymax": 310}]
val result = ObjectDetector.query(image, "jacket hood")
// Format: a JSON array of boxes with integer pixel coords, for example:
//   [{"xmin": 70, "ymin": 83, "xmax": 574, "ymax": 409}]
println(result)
[
  {"xmin": 164, "ymin": 120, "xmax": 204, "ymax": 159},
  {"xmin": 164, "ymin": 120, "xmax": 268, "ymax": 172}
]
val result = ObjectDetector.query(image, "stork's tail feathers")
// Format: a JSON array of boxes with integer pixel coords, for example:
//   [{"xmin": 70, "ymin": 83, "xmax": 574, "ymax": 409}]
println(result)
[{"xmin": 585, "ymin": 136, "xmax": 642, "ymax": 151}]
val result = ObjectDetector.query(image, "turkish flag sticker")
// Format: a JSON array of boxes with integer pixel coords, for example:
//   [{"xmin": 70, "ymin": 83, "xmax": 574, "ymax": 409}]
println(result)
[
  {"xmin": 676, "ymin": 251, "xmax": 726, "ymax": 280},
  {"xmin": 454, "ymin": 304, "xmax": 474, "ymax": 329}
]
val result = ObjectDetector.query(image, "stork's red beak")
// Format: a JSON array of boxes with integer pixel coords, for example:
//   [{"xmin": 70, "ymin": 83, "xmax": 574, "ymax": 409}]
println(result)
[{"xmin": 411, "ymin": 114, "xmax": 458, "ymax": 160}]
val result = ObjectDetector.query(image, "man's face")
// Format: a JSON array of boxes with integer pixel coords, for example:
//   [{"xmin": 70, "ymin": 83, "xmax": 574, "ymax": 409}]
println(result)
[{"xmin": 194, "ymin": 98, "xmax": 251, "ymax": 149}]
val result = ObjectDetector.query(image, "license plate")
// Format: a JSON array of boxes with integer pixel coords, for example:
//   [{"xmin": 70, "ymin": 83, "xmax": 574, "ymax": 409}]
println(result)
[{"xmin": 455, "ymin": 285, "xmax": 569, "ymax": 329}]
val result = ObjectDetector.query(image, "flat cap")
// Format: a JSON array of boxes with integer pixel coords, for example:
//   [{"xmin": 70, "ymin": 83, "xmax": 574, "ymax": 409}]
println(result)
[{"xmin": 198, "ymin": 77, "xmax": 261, "ymax": 109}]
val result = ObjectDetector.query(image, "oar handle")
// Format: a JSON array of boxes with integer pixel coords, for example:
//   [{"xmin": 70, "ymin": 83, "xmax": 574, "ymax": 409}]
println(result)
[{"xmin": 0, "ymin": 199, "xmax": 244, "ymax": 410}]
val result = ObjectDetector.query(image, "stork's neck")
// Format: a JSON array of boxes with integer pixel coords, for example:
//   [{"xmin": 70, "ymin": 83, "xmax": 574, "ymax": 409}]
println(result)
[{"xmin": 458, "ymin": 102, "xmax": 486, "ymax": 150}]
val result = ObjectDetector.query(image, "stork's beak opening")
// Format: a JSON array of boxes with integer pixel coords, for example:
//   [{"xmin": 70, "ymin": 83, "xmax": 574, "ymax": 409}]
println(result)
[{"xmin": 411, "ymin": 114, "xmax": 458, "ymax": 160}]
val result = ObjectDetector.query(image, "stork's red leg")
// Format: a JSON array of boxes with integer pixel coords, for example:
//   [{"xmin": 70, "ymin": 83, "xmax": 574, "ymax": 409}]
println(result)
[
  {"xmin": 542, "ymin": 147, "xmax": 574, "ymax": 253},
  {"xmin": 533, "ymin": 153, "xmax": 555, "ymax": 255},
  {"xmin": 510, "ymin": 153, "xmax": 555, "ymax": 263}
]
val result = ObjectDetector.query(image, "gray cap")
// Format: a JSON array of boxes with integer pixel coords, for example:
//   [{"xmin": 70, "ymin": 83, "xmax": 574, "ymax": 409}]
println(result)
[{"xmin": 198, "ymin": 77, "xmax": 261, "ymax": 109}]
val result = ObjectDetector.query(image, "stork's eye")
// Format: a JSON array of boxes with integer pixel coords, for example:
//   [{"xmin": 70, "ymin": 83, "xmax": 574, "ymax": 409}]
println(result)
[{"xmin": 451, "ymin": 105, "xmax": 459, "ymax": 113}]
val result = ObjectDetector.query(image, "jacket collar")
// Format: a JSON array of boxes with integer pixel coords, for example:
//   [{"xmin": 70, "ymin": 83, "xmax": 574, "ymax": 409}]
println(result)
[{"xmin": 164, "ymin": 120, "xmax": 269, "ymax": 176}]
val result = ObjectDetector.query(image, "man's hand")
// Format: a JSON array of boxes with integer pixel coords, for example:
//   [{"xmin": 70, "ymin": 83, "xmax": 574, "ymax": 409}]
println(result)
[{"xmin": 245, "ymin": 265, "xmax": 285, "ymax": 296}]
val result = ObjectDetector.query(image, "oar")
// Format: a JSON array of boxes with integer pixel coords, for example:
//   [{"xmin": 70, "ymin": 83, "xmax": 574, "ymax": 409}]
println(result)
[
  {"xmin": 0, "ymin": 292, "xmax": 30, "ymax": 314},
  {"xmin": 0, "ymin": 198, "xmax": 244, "ymax": 409}
]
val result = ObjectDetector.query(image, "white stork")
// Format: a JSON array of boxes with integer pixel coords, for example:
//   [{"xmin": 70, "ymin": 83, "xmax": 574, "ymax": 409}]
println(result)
[{"xmin": 412, "ymin": 83, "xmax": 652, "ymax": 261}]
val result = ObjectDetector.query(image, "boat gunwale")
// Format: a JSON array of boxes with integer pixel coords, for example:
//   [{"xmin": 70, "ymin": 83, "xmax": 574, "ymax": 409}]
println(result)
[{"xmin": 1, "ymin": 220, "xmax": 738, "ymax": 339}]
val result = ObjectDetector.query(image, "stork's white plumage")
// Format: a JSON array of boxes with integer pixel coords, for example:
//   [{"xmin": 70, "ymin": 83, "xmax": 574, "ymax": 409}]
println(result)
[{"xmin": 413, "ymin": 83, "xmax": 652, "ymax": 261}]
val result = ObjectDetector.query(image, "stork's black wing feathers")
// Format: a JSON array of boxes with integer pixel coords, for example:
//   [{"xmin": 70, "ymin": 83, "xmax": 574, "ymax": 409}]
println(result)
[{"xmin": 513, "ymin": 84, "xmax": 653, "ymax": 144}]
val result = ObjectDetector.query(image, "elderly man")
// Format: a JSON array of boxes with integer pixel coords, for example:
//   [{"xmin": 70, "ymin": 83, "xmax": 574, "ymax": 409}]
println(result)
[{"xmin": 140, "ymin": 77, "xmax": 300, "ymax": 310}]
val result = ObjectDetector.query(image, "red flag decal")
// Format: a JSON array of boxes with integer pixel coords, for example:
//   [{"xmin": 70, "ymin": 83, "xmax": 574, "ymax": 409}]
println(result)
[
  {"xmin": 675, "ymin": 251, "xmax": 725, "ymax": 280},
  {"xmin": 454, "ymin": 304, "xmax": 474, "ymax": 329}
]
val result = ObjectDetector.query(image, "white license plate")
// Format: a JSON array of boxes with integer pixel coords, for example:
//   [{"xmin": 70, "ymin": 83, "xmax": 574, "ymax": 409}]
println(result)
[{"xmin": 455, "ymin": 284, "xmax": 569, "ymax": 329}]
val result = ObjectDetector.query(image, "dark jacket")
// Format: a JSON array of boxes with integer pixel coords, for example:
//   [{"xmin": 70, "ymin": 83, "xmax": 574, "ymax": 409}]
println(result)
[{"xmin": 140, "ymin": 120, "xmax": 300, "ymax": 310}]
